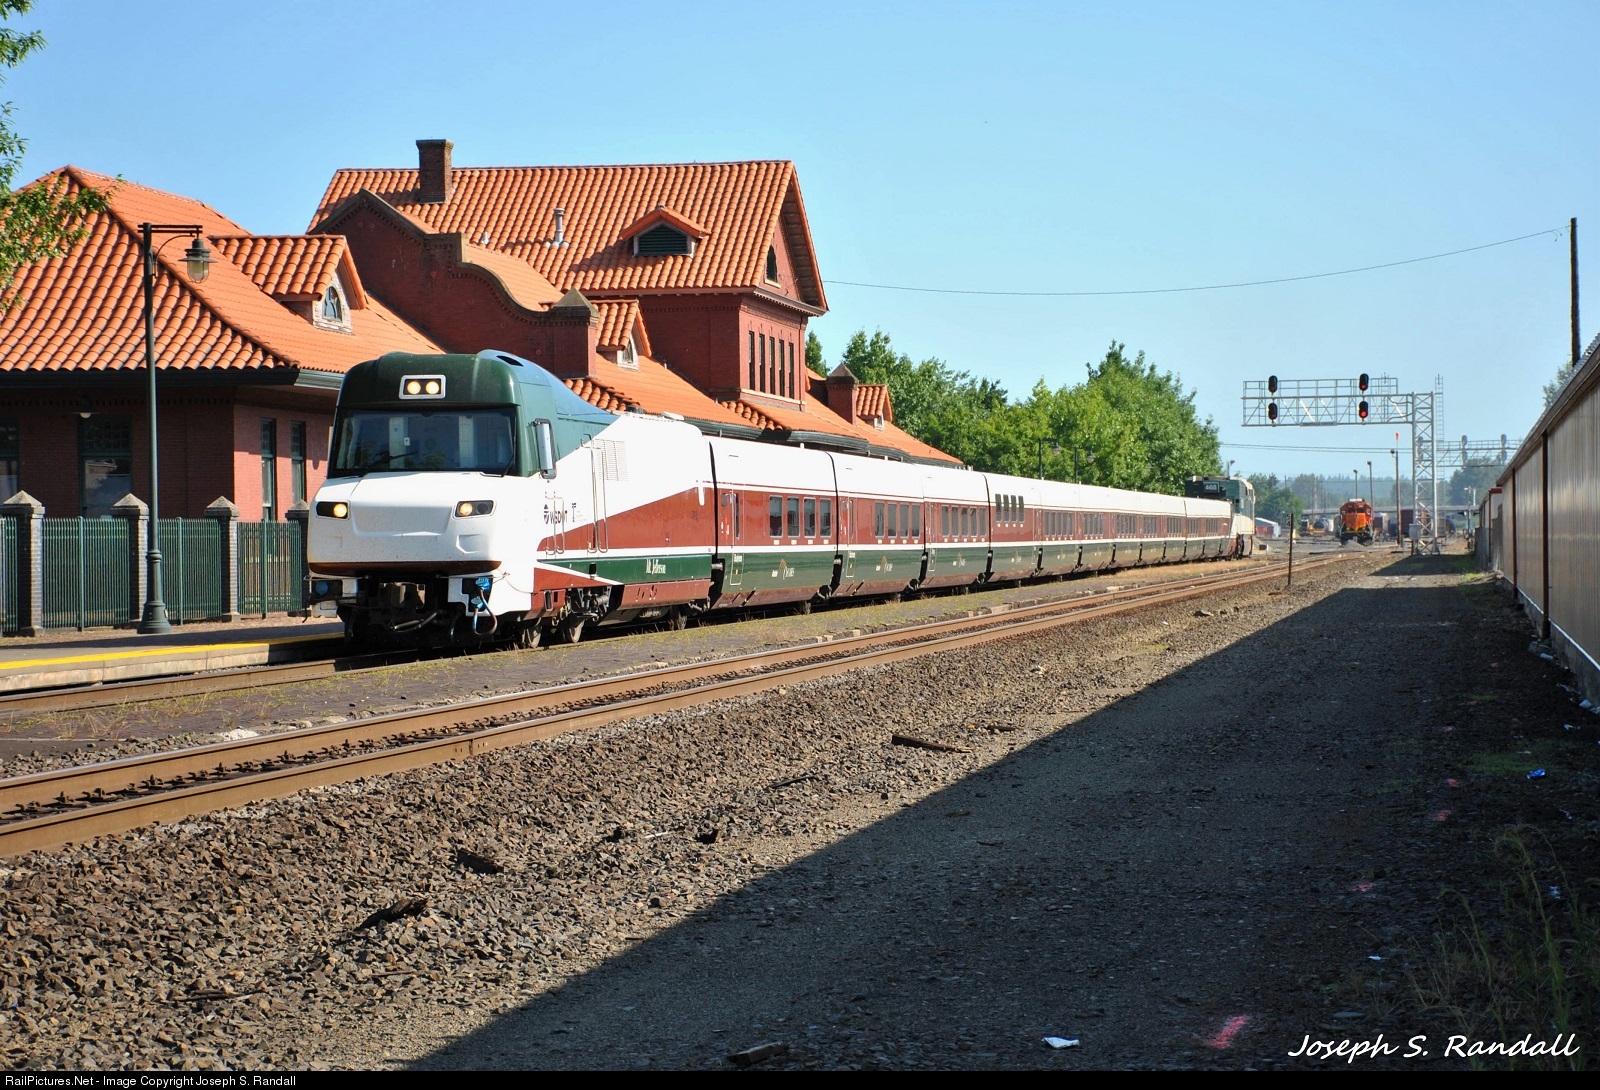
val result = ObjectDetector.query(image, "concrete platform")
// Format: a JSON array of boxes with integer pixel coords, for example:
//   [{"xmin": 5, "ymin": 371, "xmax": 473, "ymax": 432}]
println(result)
[{"xmin": 0, "ymin": 618, "xmax": 345, "ymax": 694}]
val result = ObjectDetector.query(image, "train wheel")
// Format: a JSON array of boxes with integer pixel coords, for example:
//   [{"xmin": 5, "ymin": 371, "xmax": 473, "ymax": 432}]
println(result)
[
  {"xmin": 513, "ymin": 622, "xmax": 542, "ymax": 650},
  {"xmin": 669, "ymin": 607, "xmax": 690, "ymax": 631},
  {"xmin": 559, "ymin": 617, "xmax": 585, "ymax": 644}
]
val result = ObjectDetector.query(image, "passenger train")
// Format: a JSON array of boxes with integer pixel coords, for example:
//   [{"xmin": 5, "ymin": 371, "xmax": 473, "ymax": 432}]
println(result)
[{"xmin": 306, "ymin": 351, "xmax": 1256, "ymax": 647}]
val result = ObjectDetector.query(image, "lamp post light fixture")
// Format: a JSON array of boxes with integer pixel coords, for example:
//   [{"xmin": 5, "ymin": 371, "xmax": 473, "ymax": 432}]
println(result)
[
  {"xmin": 1366, "ymin": 460, "xmax": 1373, "ymax": 510},
  {"xmin": 136, "ymin": 223, "xmax": 213, "ymax": 635}
]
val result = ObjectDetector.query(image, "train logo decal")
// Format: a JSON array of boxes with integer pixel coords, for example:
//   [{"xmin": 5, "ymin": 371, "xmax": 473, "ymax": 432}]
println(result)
[
  {"xmin": 774, "ymin": 558, "xmax": 796, "ymax": 580},
  {"xmin": 875, "ymin": 556, "xmax": 893, "ymax": 573}
]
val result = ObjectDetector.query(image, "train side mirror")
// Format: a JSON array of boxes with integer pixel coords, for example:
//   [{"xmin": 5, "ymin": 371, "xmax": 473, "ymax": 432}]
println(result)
[{"xmin": 534, "ymin": 419, "xmax": 558, "ymax": 480}]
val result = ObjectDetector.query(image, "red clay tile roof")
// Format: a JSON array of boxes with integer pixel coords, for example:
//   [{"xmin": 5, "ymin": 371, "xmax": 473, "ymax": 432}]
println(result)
[
  {"xmin": 566, "ymin": 354, "xmax": 755, "ymax": 431},
  {"xmin": 564, "ymin": 378, "xmax": 633, "ymax": 414},
  {"xmin": 734, "ymin": 383, "xmax": 960, "ymax": 465},
  {"xmin": 457, "ymin": 238, "xmax": 562, "ymax": 309},
  {"xmin": 0, "ymin": 168, "xmax": 438, "ymax": 378},
  {"xmin": 312, "ymin": 161, "xmax": 825, "ymax": 310},
  {"xmin": 210, "ymin": 234, "xmax": 365, "ymax": 305},
  {"xmin": 593, "ymin": 299, "xmax": 649, "ymax": 354},
  {"xmin": 855, "ymin": 383, "xmax": 893, "ymax": 424}
]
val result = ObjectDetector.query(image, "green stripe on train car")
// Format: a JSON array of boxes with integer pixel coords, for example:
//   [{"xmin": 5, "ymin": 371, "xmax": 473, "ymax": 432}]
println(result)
[
  {"xmin": 859, "ymin": 547, "xmax": 924, "ymax": 579},
  {"xmin": 990, "ymin": 544, "xmax": 1040, "ymax": 573},
  {"xmin": 548, "ymin": 554, "xmax": 714, "ymax": 585},
  {"xmin": 739, "ymin": 548, "xmax": 838, "ymax": 590}
]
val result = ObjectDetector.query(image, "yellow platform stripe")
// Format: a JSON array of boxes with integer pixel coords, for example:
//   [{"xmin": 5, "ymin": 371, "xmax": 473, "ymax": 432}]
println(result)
[{"xmin": 0, "ymin": 632, "xmax": 338, "ymax": 671}]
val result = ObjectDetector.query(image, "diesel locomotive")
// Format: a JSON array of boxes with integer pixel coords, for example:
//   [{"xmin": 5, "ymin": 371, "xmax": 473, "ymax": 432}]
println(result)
[{"xmin": 306, "ymin": 351, "xmax": 1255, "ymax": 646}]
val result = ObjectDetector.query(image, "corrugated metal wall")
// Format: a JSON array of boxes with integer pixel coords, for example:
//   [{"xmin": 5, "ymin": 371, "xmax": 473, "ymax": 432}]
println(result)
[
  {"xmin": 1495, "ymin": 342, "xmax": 1600, "ymax": 700},
  {"xmin": 1512, "ymin": 445, "xmax": 1544, "ymax": 618},
  {"xmin": 1547, "ymin": 380, "xmax": 1600, "ymax": 674}
]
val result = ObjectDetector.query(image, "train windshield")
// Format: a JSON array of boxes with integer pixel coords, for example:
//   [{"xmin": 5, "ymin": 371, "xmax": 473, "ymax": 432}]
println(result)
[{"xmin": 330, "ymin": 408, "xmax": 517, "ymax": 476}]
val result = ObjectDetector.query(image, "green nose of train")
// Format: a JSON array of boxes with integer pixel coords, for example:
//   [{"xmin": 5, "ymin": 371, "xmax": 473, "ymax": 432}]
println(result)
[{"xmin": 335, "ymin": 350, "xmax": 619, "ymax": 478}]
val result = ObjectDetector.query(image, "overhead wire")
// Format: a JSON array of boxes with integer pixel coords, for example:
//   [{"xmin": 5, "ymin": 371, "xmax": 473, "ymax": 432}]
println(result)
[{"xmin": 824, "ymin": 226, "xmax": 1567, "ymax": 297}]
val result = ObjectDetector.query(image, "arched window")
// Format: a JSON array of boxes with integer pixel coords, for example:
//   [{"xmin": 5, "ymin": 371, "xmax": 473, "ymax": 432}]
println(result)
[
  {"xmin": 766, "ymin": 246, "xmax": 779, "ymax": 282},
  {"xmin": 618, "ymin": 333, "xmax": 638, "ymax": 370},
  {"xmin": 321, "ymin": 285, "xmax": 344, "ymax": 323}
]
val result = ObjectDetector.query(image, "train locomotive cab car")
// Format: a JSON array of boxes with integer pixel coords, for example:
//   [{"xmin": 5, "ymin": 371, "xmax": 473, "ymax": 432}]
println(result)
[{"xmin": 307, "ymin": 350, "xmax": 715, "ymax": 646}]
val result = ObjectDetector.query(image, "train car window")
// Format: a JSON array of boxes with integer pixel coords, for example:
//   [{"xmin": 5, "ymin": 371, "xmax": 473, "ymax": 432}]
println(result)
[
  {"xmin": 786, "ymin": 496, "xmax": 800, "ymax": 537},
  {"xmin": 900, "ymin": 504, "xmax": 911, "ymax": 539},
  {"xmin": 804, "ymin": 497, "xmax": 817, "ymax": 538},
  {"xmin": 995, "ymin": 496, "xmax": 1004, "ymax": 522},
  {"xmin": 981, "ymin": 508, "xmax": 988, "ymax": 536},
  {"xmin": 820, "ymin": 499, "xmax": 833, "ymax": 538},
  {"xmin": 769, "ymin": 496, "xmax": 783, "ymax": 538},
  {"xmin": 911, "ymin": 506, "xmax": 922, "ymax": 539},
  {"xmin": 732, "ymin": 494, "xmax": 741, "ymax": 539},
  {"xmin": 874, "ymin": 501, "xmax": 885, "ymax": 538}
]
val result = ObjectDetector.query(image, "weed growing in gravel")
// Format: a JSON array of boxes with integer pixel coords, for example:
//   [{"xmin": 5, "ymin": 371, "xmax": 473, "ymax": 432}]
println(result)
[{"xmin": 1414, "ymin": 830, "xmax": 1597, "ymax": 1069}]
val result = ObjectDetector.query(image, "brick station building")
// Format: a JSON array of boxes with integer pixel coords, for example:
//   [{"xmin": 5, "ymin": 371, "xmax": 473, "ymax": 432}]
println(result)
[
  {"xmin": 1, "ymin": 147, "xmax": 955, "ymax": 522},
  {"xmin": 310, "ymin": 140, "xmax": 954, "ymax": 464},
  {"xmin": 0, "ymin": 167, "xmax": 439, "ymax": 519}
]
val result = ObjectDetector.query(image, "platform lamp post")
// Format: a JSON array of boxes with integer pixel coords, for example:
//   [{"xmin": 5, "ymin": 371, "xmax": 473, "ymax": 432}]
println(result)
[
  {"xmin": 135, "ymin": 223, "xmax": 214, "ymax": 635},
  {"xmin": 1391, "ymin": 443, "xmax": 1401, "ymax": 545}
]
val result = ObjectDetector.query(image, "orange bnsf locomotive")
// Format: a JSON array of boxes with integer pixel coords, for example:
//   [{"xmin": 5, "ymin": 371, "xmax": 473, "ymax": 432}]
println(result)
[{"xmin": 306, "ymin": 351, "xmax": 1254, "ymax": 647}]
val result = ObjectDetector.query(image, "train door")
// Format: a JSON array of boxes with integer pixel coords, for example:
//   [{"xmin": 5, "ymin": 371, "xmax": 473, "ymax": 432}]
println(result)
[
  {"xmin": 841, "ymin": 498, "xmax": 856, "ymax": 579},
  {"xmin": 585, "ymin": 438, "xmax": 611, "ymax": 554},
  {"xmin": 721, "ymin": 491, "xmax": 744, "ymax": 587}
]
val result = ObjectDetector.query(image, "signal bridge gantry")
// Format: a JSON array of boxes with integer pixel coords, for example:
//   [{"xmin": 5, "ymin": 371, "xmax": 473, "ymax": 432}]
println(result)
[{"xmin": 1241, "ymin": 373, "xmax": 1475, "ymax": 547}]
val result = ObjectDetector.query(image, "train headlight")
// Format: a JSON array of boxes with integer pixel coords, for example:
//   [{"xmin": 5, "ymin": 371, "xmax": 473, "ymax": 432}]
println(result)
[
  {"xmin": 399, "ymin": 374, "xmax": 447, "ymax": 399},
  {"xmin": 315, "ymin": 501, "xmax": 349, "ymax": 519},
  {"xmin": 455, "ymin": 500, "xmax": 495, "ymax": 518}
]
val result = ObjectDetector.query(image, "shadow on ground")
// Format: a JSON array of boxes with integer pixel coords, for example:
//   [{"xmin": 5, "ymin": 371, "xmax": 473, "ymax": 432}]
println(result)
[{"xmin": 412, "ymin": 555, "xmax": 1542, "ymax": 1070}]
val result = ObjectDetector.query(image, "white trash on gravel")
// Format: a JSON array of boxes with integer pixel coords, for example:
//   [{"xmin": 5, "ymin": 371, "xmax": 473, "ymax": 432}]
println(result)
[{"xmin": 1043, "ymin": 1036, "xmax": 1081, "ymax": 1049}]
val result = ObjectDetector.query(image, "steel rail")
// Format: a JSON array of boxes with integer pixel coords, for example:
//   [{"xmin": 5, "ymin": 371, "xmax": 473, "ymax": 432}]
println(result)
[{"xmin": 0, "ymin": 553, "xmax": 1353, "ymax": 856}]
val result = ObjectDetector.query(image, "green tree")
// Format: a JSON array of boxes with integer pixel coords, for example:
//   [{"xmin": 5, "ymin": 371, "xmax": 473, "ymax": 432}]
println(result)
[
  {"xmin": 1247, "ymin": 473, "xmax": 1304, "ymax": 528},
  {"xmin": 805, "ymin": 330, "xmax": 826, "ymax": 376},
  {"xmin": 1447, "ymin": 459, "xmax": 1502, "ymax": 504},
  {"xmin": 1542, "ymin": 359, "xmax": 1574, "ymax": 408},
  {"xmin": 1, "ymin": 1, "xmax": 107, "ymax": 307},
  {"xmin": 837, "ymin": 330, "xmax": 1220, "ymax": 492}
]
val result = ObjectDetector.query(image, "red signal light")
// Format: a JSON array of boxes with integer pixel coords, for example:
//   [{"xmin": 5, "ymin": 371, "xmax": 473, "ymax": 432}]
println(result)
[
  {"xmin": 1358, "ymin": 400, "xmax": 1370, "ymax": 420},
  {"xmin": 1267, "ymin": 375, "xmax": 1279, "ymax": 394}
]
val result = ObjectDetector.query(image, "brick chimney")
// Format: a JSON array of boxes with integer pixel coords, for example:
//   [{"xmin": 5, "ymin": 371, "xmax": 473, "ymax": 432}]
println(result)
[
  {"xmin": 417, "ymin": 139, "xmax": 453, "ymax": 204},
  {"xmin": 825, "ymin": 363, "xmax": 858, "ymax": 424}
]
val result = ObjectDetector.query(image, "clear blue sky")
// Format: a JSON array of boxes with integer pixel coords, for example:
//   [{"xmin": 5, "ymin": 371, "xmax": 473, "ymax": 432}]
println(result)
[{"xmin": 9, "ymin": 0, "xmax": 1597, "ymax": 478}]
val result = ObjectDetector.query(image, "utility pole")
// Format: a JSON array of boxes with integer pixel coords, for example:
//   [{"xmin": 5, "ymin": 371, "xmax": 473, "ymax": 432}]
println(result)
[
  {"xmin": 1392, "ymin": 439, "xmax": 1401, "ymax": 548},
  {"xmin": 1572, "ymin": 217, "xmax": 1581, "ymax": 369}
]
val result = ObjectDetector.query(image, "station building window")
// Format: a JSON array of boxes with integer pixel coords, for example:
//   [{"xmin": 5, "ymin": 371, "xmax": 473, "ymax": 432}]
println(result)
[
  {"xmin": 79, "ymin": 415, "xmax": 132, "ymax": 518},
  {"xmin": 749, "ymin": 332, "xmax": 757, "ymax": 390},
  {"xmin": 290, "ymin": 421, "xmax": 308, "ymax": 506},
  {"xmin": 0, "ymin": 418, "xmax": 18, "ymax": 500}
]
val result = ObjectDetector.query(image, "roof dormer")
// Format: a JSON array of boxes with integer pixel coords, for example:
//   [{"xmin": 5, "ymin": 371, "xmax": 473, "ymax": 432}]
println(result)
[{"xmin": 622, "ymin": 205, "xmax": 707, "ymax": 258}]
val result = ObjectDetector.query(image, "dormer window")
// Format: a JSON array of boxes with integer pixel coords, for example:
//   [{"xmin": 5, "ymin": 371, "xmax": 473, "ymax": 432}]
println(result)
[
  {"xmin": 765, "ymin": 246, "xmax": 779, "ymax": 282},
  {"xmin": 634, "ymin": 223, "xmax": 693, "ymax": 256},
  {"xmin": 618, "ymin": 333, "xmax": 639, "ymax": 370},
  {"xmin": 320, "ymin": 285, "xmax": 344, "ymax": 323}
]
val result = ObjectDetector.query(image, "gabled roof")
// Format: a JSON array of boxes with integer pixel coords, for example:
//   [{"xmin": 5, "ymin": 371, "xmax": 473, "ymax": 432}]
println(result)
[
  {"xmin": 0, "ymin": 168, "xmax": 438, "ymax": 379},
  {"xmin": 210, "ymin": 234, "xmax": 366, "ymax": 306},
  {"xmin": 617, "ymin": 205, "xmax": 708, "ymax": 241},
  {"xmin": 312, "ymin": 160, "xmax": 826, "ymax": 310},
  {"xmin": 593, "ymin": 299, "xmax": 649, "ymax": 354},
  {"xmin": 855, "ymin": 383, "xmax": 893, "ymax": 424}
]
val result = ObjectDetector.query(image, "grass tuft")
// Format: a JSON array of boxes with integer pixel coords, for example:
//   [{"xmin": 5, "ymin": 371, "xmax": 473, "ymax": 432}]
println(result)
[{"xmin": 1413, "ymin": 829, "xmax": 1597, "ymax": 1069}]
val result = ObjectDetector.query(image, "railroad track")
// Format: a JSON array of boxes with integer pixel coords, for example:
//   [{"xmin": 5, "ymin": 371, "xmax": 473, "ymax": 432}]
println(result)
[{"xmin": 0, "ymin": 553, "xmax": 1353, "ymax": 856}]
